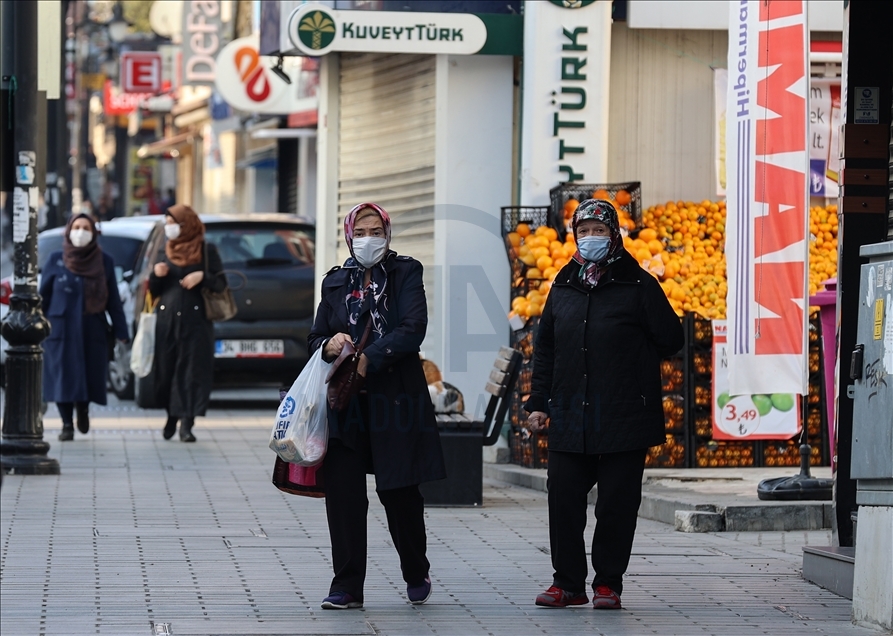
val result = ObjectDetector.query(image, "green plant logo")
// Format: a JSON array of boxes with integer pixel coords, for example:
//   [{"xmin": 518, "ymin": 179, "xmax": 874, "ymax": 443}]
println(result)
[
  {"xmin": 549, "ymin": 0, "xmax": 596, "ymax": 7},
  {"xmin": 298, "ymin": 10, "xmax": 336, "ymax": 51}
]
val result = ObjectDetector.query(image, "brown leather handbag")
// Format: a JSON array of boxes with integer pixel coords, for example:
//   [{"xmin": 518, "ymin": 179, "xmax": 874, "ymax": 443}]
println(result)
[
  {"xmin": 325, "ymin": 319, "xmax": 373, "ymax": 412},
  {"xmin": 201, "ymin": 241, "xmax": 238, "ymax": 322}
]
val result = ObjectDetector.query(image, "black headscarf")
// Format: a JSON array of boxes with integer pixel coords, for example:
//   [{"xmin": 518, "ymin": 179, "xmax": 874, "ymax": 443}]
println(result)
[{"xmin": 63, "ymin": 213, "xmax": 108, "ymax": 314}]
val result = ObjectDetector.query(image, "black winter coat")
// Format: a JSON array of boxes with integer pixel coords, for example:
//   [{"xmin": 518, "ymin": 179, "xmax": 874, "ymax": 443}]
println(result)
[
  {"xmin": 525, "ymin": 252, "xmax": 685, "ymax": 454},
  {"xmin": 148, "ymin": 243, "xmax": 225, "ymax": 417},
  {"xmin": 308, "ymin": 254, "xmax": 446, "ymax": 491}
]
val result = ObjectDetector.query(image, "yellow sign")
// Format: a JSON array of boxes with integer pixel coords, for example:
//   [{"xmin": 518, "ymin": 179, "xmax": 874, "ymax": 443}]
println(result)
[
  {"xmin": 81, "ymin": 73, "xmax": 106, "ymax": 91},
  {"xmin": 875, "ymin": 298, "xmax": 884, "ymax": 340}
]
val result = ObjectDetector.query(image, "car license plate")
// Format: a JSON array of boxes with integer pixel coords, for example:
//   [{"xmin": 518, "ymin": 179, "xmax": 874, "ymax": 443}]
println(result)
[{"xmin": 215, "ymin": 339, "xmax": 284, "ymax": 358}]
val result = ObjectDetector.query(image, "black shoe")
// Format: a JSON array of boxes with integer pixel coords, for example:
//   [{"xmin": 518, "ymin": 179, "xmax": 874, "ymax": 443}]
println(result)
[
  {"xmin": 76, "ymin": 406, "xmax": 90, "ymax": 434},
  {"xmin": 179, "ymin": 418, "xmax": 196, "ymax": 443},
  {"xmin": 58, "ymin": 424, "xmax": 74, "ymax": 441},
  {"xmin": 163, "ymin": 417, "xmax": 178, "ymax": 440}
]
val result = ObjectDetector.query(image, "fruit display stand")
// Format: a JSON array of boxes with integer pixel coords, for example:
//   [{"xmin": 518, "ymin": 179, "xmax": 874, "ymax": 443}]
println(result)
[{"xmin": 501, "ymin": 196, "xmax": 836, "ymax": 470}]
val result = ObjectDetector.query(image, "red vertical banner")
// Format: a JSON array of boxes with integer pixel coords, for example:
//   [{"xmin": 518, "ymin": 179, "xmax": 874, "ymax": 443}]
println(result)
[{"xmin": 725, "ymin": 0, "xmax": 810, "ymax": 397}]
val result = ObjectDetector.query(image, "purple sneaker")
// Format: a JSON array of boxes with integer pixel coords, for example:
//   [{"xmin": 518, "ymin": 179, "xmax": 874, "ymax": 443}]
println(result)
[
  {"xmin": 321, "ymin": 591, "xmax": 363, "ymax": 609},
  {"xmin": 407, "ymin": 577, "xmax": 432, "ymax": 605}
]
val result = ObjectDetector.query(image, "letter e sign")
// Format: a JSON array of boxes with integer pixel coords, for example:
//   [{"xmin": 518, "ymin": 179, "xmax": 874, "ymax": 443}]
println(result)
[{"xmin": 121, "ymin": 52, "xmax": 162, "ymax": 93}]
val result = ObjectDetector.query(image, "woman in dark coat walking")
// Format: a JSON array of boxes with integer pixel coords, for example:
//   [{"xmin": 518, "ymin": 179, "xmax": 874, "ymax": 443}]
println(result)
[
  {"xmin": 525, "ymin": 200, "xmax": 685, "ymax": 610},
  {"xmin": 308, "ymin": 203, "xmax": 446, "ymax": 610},
  {"xmin": 41, "ymin": 213, "xmax": 129, "ymax": 441},
  {"xmin": 148, "ymin": 204, "xmax": 225, "ymax": 442}
]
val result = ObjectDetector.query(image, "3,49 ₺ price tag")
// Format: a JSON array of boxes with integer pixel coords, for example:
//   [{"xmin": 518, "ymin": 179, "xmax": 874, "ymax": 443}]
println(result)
[{"xmin": 719, "ymin": 395, "xmax": 761, "ymax": 437}]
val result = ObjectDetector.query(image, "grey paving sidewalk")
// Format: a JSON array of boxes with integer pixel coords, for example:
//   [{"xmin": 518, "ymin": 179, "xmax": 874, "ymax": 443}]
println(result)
[{"xmin": 0, "ymin": 425, "xmax": 880, "ymax": 636}]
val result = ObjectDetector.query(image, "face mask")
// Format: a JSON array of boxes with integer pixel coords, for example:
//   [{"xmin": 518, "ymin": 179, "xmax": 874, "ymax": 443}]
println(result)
[
  {"xmin": 69, "ymin": 229, "xmax": 93, "ymax": 248},
  {"xmin": 352, "ymin": 237, "xmax": 389, "ymax": 269},
  {"xmin": 165, "ymin": 223, "xmax": 181, "ymax": 240},
  {"xmin": 577, "ymin": 235, "xmax": 611, "ymax": 262}
]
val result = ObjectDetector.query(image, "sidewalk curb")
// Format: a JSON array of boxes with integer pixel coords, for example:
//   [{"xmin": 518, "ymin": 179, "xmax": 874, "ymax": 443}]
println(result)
[{"xmin": 483, "ymin": 463, "xmax": 832, "ymax": 532}]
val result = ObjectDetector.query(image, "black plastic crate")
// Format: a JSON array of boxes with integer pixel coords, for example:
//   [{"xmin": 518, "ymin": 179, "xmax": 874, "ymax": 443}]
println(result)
[
  {"xmin": 510, "ymin": 427, "xmax": 548, "ymax": 468},
  {"xmin": 549, "ymin": 181, "xmax": 642, "ymax": 234},
  {"xmin": 646, "ymin": 433, "xmax": 686, "ymax": 468},
  {"xmin": 501, "ymin": 206, "xmax": 551, "ymax": 239}
]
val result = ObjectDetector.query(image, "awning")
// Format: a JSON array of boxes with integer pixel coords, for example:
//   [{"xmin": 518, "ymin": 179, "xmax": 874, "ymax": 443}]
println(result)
[{"xmin": 137, "ymin": 133, "xmax": 194, "ymax": 158}]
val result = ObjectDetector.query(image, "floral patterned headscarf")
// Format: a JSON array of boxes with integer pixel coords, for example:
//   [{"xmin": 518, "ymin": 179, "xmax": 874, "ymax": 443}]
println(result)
[
  {"xmin": 571, "ymin": 199, "xmax": 625, "ymax": 288},
  {"xmin": 342, "ymin": 203, "xmax": 395, "ymax": 345}
]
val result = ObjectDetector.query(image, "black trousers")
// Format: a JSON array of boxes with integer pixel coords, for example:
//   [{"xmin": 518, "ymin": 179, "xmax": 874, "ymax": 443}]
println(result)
[
  {"xmin": 547, "ymin": 448, "xmax": 647, "ymax": 595},
  {"xmin": 321, "ymin": 437, "xmax": 429, "ymax": 601},
  {"xmin": 57, "ymin": 401, "xmax": 89, "ymax": 425}
]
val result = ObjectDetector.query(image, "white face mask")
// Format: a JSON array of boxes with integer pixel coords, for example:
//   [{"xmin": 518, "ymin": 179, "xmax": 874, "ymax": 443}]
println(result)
[
  {"xmin": 69, "ymin": 228, "xmax": 93, "ymax": 248},
  {"xmin": 164, "ymin": 223, "xmax": 181, "ymax": 240},
  {"xmin": 352, "ymin": 237, "xmax": 389, "ymax": 269}
]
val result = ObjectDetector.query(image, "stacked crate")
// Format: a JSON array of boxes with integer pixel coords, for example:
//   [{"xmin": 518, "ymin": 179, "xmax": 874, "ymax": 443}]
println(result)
[
  {"xmin": 761, "ymin": 316, "xmax": 828, "ymax": 467},
  {"xmin": 650, "ymin": 352, "xmax": 688, "ymax": 468},
  {"xmin": 688, "ymin": 315, "xmax": 758, "ymax": 468},
  {"xmin": 503, "ymin": 206, "xmax": 551, "ymax": 468}
]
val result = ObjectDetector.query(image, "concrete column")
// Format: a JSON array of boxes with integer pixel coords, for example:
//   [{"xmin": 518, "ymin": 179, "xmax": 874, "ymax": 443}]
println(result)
[{"xmin": 313, "ymin": 53, "xmax": 340, "ymax": 309}]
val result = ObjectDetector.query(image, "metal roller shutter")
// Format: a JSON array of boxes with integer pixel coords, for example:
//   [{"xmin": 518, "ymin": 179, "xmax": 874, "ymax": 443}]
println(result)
[{"xmin": 337, "ymin": 53, "xmax": 437, "ymax": 320}]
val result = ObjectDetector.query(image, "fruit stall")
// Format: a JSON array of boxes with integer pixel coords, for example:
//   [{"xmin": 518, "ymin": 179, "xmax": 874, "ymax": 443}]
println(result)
[{"xmin": 503, "ymin": 184, "xmax": 835, "ymax": 470}]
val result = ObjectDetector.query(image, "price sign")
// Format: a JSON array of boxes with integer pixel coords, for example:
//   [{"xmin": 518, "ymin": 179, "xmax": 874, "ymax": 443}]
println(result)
[{"xmin": 718, "ymin": 395, "xmax": 761, "ymax": 438}]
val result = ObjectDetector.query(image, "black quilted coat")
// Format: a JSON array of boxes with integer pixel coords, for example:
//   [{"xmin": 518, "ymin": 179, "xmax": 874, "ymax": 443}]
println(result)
[{"xmin": 525, "ymin": 252, "xmax": 685, "ymax": 454}]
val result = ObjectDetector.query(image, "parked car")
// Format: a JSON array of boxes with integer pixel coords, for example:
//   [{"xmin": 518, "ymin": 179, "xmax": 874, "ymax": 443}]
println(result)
[
  {"xmin": 0, "ymin": 218, "xmax": 162, "ymax": 392},
  {"xmin": 130, "ymin": 213, "xmax": 316, "ymax": 407}
]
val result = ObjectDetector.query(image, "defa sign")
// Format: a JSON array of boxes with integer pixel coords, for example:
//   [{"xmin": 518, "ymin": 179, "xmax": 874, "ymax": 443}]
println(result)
[
  {"xmin": 214, "ymin": 36, "xmax": 307, "ymax": 114},
  {"xmin": 182, "ymin": 0, "xmax": 227, "ymax": 85},
  {"xmin": 520, "ymin": 0, "xmax": 612, "ymax": 205},
  {"xmin": 285, "ymin": 3, "xmax": 486, "ymax": 56}
]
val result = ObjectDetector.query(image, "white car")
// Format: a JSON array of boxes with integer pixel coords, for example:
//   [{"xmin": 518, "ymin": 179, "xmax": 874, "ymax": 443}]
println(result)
[{"xmin": 0, "ymin": 217, "xmax": 162, "ymax": 394}]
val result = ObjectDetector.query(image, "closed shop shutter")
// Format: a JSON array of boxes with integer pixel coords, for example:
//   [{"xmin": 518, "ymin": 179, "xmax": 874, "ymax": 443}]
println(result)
[{"xmin": 337, "ymin": 52, "xmax": 437, "ymax": 317}]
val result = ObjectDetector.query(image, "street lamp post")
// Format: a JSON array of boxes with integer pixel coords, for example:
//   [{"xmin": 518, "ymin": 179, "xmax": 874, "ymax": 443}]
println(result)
[{"xmin": 0, "ymin": 0, "xmax": 59, "ymax": 475}]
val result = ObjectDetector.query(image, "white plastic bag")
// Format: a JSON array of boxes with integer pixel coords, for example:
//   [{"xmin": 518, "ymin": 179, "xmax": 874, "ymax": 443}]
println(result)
[
  {"xmin": 129, "ymin": 311, "xmax": 156, "ymax": 378},
  {"xmin": 270, "ymin": 348, "xmax": 331, "ymax": 466}
]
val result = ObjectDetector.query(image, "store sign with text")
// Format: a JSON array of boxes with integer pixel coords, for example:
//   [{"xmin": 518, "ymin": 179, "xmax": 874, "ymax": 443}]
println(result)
[
  {"xmin": 519, "ymin": 0, "xmax": 611, "ymax": 205},
  {"xmin": 104, "ymin": 80, "xmax": 151, "ymax": 116},
  {"xmin": 182, "ymin": 0, "xmax": 230, "ymax": 86},
  {"xmin": 725, "ymin": 0, "xmax": 810, "ymax": 396},
  {"xmin": 711, "ymin": 321, "xmax": 801, "ymax": 440},
  {"xmin": 215, "ymin": 36, "xmax": 317, "ymax": 114},
  {"xmin": 285, "ymin": 3, "xmax": 486, "ymax": 56}
]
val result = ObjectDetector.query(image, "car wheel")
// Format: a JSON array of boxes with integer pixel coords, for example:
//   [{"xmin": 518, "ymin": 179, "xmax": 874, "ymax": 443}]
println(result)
[
  {"xmin": 133, "ymin": 370, "xmax": 157, "ymax": 409},
  {"xmin": 109, "ymin": 341, "xmax": 135, "ymax": 400}
]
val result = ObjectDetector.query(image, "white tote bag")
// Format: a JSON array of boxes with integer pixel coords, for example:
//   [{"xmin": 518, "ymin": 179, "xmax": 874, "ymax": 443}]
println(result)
[
  {"xmin": 129, "ymin": 295, "xmax": 157, "ymax": 378},
  {"xmin": 270, "ymin": 348, "xmax": 331, "ymax": 466}
]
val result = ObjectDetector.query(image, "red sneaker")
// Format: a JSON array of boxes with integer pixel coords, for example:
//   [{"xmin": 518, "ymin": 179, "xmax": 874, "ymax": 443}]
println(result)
[
  {"xmin": 535, "ymin": 586, "xmax": 589, "ymax": 607},
  {"xmin": 592, "ymin": 585, "xmax": 621, "ymax": 609}
]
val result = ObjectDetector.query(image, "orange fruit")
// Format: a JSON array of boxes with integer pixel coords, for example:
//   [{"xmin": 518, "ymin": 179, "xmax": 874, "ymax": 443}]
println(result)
[
  {"xmin": 526, "ymin": 268, "xmax": 543, "ymax": 279},
  {"xmin": 564, "ymin": 199, "xmax": 580, "ymax": 215},
  {"xmin": 507, "ymin": 232, "xmax": 521, "ymax": 247},
  {"xmin": 639, "ymin": 228, "xmax": 658, "ymax": 242},
  {"xmin": 516, "ymin": 223, "xmax": 531, "ymax": 237},
  {"xmin": 615, "ymin": 190, "xmax": 631, "ymax": 206},
  {"xmin": 536, "ymin": 255, "xmax": 553, "ymax": 271},
  {"xmin": 647, "ymin": 239, "xmax": 664, "ymax": 255},
  {"xmin": 592, "ymin": 189, "xmax": 609, "ymax": 200},
  {"xmin": 543, "ymin": 227, "xmax": 559, "ymax": 242},
  {"xmin": 635, "ymin": 248, "xmax": 652, "ymax": 262}
]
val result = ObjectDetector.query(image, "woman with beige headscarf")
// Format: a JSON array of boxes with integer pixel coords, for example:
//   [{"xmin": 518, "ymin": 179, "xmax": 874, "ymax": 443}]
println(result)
[{"xmin": 148, "ymin": 204, "xmax": 226, "ymax": 442}]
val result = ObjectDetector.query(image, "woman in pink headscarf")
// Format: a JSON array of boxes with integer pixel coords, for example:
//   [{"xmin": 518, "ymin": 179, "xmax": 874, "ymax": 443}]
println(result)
[{"xmin": 308, "ymin": 203, "xmax": 446, "ymax": 610}]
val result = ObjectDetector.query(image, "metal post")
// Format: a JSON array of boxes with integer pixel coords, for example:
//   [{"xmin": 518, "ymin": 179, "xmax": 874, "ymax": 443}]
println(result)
[{"xmin": 0, "ymin": 0, "xmax": 59, "ymax": 475}]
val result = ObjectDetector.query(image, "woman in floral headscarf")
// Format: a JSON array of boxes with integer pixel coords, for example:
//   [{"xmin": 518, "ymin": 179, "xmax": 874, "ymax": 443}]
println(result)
[
  {"xmin": 525, "ymin": 199, "xmax": 684, "ymax": 610},
  {"xmin": 41, "ymin": 213, "xmax": 129, "ymax": 441},
  {"xmin": 308, "ymin": 203, "xmax": 446, "ymax": 611}
]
